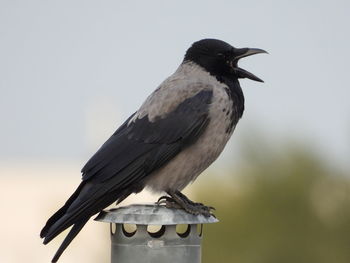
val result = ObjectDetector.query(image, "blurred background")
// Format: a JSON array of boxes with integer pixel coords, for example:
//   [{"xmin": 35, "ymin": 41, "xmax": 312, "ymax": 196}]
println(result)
[{"xmin": 1, "ymin": 0, "xmax": 349, "ymax": 262}]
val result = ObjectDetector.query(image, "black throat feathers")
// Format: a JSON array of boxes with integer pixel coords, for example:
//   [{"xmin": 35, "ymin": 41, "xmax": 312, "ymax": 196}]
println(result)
[{"xmin": 216, "ymin": 75, "xmax": 245, "ymax": 134}]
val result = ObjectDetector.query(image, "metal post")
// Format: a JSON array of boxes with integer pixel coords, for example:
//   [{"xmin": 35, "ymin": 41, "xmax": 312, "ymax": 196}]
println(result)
[{"xmin": 95, "ymin": 204, "xmax": 218, "ymax": 263}]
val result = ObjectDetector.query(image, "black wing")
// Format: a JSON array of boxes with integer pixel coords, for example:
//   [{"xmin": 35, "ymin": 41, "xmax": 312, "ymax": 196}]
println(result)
[
  {"xmin": 81, "ymin": 89, "xmax": 213, "ymax": 182},
  {"xmin": 40, "ymin": 89, "xmax": 213, "ymax": 262}
]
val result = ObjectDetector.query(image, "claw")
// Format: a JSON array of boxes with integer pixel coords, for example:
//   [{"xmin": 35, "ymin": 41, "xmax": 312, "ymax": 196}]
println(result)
[
  {"xmin": 156, "ymin": 196, "xmax": 179, "ymax": 207},
  {"xmin": 157, "ymin": 195, "xmax": 172, "ymax": 204},
  {"xmin": 156, "ymin": 199, "xmax": 167, "ymax": 205}
]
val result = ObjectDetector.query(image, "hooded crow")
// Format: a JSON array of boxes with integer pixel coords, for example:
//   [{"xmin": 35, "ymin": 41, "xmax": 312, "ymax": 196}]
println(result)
[{"xmin": 40, "ymin": 38, "xmax": 267, "ymax": 262}]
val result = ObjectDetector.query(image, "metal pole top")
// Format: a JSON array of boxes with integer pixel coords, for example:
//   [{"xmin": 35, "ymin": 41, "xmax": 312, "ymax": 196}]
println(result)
[{"xmin": 95, "ymin": 203, "xmax": 218, "ymax": 225}]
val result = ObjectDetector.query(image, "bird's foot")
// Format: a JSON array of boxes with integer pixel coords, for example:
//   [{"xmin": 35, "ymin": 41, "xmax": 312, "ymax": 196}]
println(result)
[
  {"xmin": 157, "ymin": 196, "xmax": 182, "ymax": 209},
  {"xmin": 157, "ymin": 191, "xmax": 215, "ymax": 217}
]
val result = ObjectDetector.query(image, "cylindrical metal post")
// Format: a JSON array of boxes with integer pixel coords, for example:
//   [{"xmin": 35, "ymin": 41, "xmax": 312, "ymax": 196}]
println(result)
[{"xmin": 95, "ymin": 204, "xmax": 218, "ymax": 263}]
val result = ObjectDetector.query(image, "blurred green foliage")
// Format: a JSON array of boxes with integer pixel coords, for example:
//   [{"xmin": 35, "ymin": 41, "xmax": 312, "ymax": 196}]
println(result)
[{"xmin": 195, "ymin": 142, "xmax": 350, "ymax": 263}]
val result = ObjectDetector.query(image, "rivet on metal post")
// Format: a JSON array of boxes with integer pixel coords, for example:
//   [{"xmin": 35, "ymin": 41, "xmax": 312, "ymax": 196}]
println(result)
[{"xmin": 95, "ymin": 204, "xmax": 218, "ymax": 263}]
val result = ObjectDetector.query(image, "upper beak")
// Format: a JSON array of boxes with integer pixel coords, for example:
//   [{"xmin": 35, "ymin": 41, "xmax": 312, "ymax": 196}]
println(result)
[{"xmin": 231, "ymin": 48, "xmax": 268, "ymax": 82}]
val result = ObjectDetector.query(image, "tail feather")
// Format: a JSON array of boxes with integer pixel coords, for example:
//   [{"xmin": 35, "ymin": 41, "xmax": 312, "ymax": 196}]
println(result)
[
  {"xmin": 43, "ymin": 165, "xmax": 144, "ymax": 244},
  {"xmin": 41, "ymin": 182, "xmax": 86, "ymax": 238},
  {"xmin": 42, "ymin": 187, "xmax": 110, "ymax": 244},
  {"xmin": 43, "ymin": 214, "xmax": 76, "ymax": 245},
  {"xmin": 51, "ymin": 218, "xmax": 89, "ymax": 263},
  {"xmin": 41, "ymin": 163, "xmax": 144, "ymax": 261},
  {"xmin": 40, "ymin": 206, "xmax": 70, "ymax": 239}
]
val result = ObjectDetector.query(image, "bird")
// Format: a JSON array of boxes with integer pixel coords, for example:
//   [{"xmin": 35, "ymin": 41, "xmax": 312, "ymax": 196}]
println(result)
[{"xmin": 40, "ymin": 38, "xmax": 267, "ymax": 262}]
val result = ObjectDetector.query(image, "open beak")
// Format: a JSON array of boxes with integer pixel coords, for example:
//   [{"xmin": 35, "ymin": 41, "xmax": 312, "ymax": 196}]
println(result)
[{"xmin": 231, "ymin": 48, "xmax": 268, "ymax": 82}]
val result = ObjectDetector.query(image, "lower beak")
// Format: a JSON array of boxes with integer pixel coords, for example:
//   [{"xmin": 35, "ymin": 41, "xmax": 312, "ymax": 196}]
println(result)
[{"xmin": 232, "ymin": 48, "xmax": 268, "ymax": 82}]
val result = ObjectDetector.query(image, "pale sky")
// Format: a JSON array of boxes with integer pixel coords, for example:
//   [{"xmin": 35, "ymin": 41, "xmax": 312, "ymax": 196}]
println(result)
[{"xmin": 1, "ymin": 0, "xmax": 349, "ymax": 169}]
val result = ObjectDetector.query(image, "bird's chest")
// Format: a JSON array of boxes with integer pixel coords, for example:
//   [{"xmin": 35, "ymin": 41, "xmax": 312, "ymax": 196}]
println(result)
[
  {"xmin": 146, "ymin": 86, "xmax": 236, "ymax": 192},
  {"xmin": 193, "ymin": 86, "xmax": 235, "ymax": 160}
]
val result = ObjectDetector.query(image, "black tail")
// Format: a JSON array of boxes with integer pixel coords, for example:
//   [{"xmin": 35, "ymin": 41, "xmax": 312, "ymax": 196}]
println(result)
[
  {"xmin": 40, "ymin": 182, "xmax": 86, "ymax": 238},
  {"xmin": 40, "ymin": 166, "xmax": 140, "ymax": 261},
  {"xmin": 51, "ymin": 217, "xmax": 89, "ymax": 263},
  {"xmin": 40, "ymin": 182, "xmax": 89, "ymax": 262}
]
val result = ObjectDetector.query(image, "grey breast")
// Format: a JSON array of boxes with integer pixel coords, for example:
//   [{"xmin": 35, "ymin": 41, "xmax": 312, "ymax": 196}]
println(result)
[{"xmin": 139, "ymin": 62, "xmax": 235, "ymax": 193}]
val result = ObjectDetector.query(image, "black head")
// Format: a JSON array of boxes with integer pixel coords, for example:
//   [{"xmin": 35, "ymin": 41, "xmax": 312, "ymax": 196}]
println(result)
[{"xmin": 184, "ymin": 39, "xmax": 267, "ymax": 82}]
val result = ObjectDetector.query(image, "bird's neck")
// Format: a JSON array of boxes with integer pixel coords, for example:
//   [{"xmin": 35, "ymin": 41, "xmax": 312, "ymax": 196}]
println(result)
[
  {"xmin": 216, "ymin": 75, "xmax": 245, "ymax": 119},
  {"xmin": 177, "ymin": 61, "xmax": 245, "ymax": 119}
]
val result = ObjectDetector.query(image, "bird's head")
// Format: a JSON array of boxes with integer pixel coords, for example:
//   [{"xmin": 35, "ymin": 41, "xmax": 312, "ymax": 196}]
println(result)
[{"xmin": 184, "ymin": 39, "xmax": 267, "ymax": 82}]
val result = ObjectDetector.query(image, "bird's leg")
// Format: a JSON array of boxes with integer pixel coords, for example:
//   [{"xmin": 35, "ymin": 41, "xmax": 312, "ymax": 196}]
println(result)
[{"xmin": 158, "ymin": 190, "xmax": 215, "ymax": 217}]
